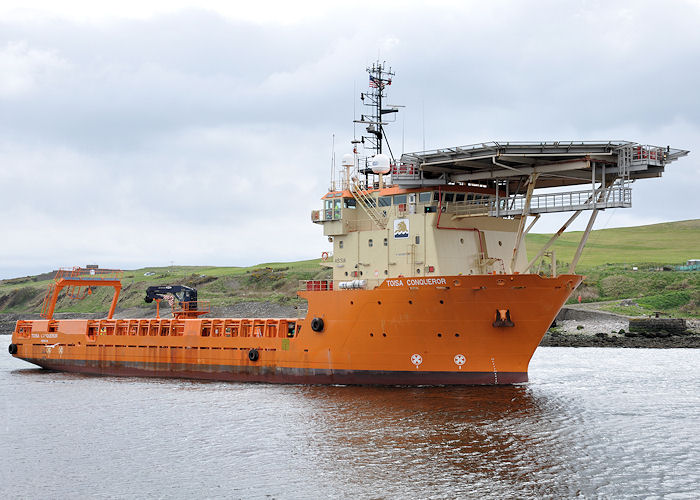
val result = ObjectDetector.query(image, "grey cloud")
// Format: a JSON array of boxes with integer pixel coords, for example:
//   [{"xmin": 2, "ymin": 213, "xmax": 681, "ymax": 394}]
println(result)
[{"xmin": 1, "ymin": 0, "xmax": 698, "ymax": 278}]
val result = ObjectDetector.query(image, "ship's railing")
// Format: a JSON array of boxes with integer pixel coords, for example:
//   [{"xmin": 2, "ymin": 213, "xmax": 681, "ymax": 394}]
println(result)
[
  {"xmin": 630, "ymin": 145, "xmax": 666, "ymax": 166},
  {"xmin": 69, "ymin": 317, "xmax": 302, "ymax": 339},
  {"xmin": 55, "ymin": 267, "xmax": 123, "ymax": 281},
  {"xmin": 171, "ymin": 300, "xmax": 211, "ymax": 318},
  {"xmin": 451, "ymin": 200, "xmax": 491, "ymax": 217},
  {"xmin": 300, "ymin": 280, "xmax": 334, "ymax": 291},
  {"xmin": 298, "ymin": 278, "xmax": 386, "ymax": 291},
  {"xmin": 391, "ymin": 161, "xmax": 420, "ymax": 182},
  {"xmin": 448, "ymin": 184, "xmax": 632, "ymax": 217},
  {"xmin": 496, "ymin": 186, "xmax": 632, "ymax": 216}
]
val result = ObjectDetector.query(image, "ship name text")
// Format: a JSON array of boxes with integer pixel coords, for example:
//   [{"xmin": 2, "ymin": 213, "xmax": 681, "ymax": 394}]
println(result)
[
  {"xmin": 31, "ymin": 333, "xmax": 58, "ymax": 339},
  {"xmin": 387, "ymin": 278, "xmax": 447, "ymax": 287}
]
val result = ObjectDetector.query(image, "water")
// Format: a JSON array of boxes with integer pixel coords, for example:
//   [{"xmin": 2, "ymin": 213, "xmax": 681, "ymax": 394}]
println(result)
[{"xmin": 1, "ymin": 335, "xmax": 698, "ymax": 499}]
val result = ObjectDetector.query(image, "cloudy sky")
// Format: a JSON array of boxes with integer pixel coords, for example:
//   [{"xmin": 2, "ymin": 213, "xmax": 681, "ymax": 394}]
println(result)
[{"xmin": 1, "ymin": 0, "xmax": 698, "ymax": 279}]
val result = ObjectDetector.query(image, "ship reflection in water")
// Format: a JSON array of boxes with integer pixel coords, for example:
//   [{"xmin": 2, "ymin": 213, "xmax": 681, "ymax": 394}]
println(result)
[{"xmin": 2, "ymin": 339, "xmax": 698, "ymax": 499}]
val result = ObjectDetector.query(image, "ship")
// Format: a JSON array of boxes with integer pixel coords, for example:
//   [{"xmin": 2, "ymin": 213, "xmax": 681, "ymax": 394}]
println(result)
[{"xmin": 8, "ymin": 62, "xmax": 689, "ymax": 385}]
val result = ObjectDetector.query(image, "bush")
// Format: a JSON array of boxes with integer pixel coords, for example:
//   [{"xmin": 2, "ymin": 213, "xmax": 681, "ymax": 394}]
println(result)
[
  {"xmin": 637, "ymin": 291, "xmax": 691, "ymax": 311},
  {"xmin": 599, "ymin": 275, "xmax": 638, "ymax": 298}
]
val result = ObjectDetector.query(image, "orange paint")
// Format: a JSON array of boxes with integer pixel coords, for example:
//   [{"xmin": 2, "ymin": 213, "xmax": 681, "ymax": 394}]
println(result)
[{"xmin": 9, "ymin": 273, "xmax": 581, "ymax": 385}]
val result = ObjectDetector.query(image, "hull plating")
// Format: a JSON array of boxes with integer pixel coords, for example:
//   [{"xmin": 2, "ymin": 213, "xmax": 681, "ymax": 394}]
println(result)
[
  {"xmin": 11, "ymin": 274, "xmax": 581, "ymax": 386},
  {"xmin": 24, "ymin": 358, "xmax": 527, "ymax": 385}
]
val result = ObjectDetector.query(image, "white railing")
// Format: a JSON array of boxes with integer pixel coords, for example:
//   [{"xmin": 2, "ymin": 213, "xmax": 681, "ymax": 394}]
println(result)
[{"xmin": 449, "ymin": 185, "xmax": 632, "ymax": 217}]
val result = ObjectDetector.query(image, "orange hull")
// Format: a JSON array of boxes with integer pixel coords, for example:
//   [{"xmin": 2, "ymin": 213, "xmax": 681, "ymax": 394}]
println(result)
[{"xmin": 9, "ymin": 274, "xmax": 581, "ymax": 385}]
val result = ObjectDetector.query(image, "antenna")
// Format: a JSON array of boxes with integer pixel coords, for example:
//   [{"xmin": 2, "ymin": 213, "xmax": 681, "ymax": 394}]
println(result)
[
  {"xmin": 353, "ymin": 61, "xmax": 397, "ymax": 158},
  {"xmin": 402, "ymin": 111, "xmax": 405, "ymax": 156},
  {"xmin": 331, "ymin": 134, "xmax": 336, "ymax": 191},
  {"xmin": 422, "ymin": 98, "xmax": 425, "ymax": 152}
]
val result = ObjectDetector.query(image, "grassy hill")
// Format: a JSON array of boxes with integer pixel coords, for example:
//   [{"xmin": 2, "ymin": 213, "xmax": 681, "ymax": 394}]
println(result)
[
  {"xmin": 1, "ymin": 219, "xmax": 698, "ymax": 318},
  {"xmin": 526, "ymin": 219, "xmax": 699, "ymax": 269},
  {"xmin": 0, "ymin": 259, "xmax": 328, "ymax": 316}
]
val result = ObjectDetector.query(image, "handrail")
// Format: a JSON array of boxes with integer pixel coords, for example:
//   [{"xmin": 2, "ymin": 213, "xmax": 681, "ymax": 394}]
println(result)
[
  {"xmin": 41, "ymin": 267, "xmax": 123, "ymax": 320},
  {"xmin": 55, "ymin": 267, "xmax": 124, "ymax": 281},
  {"xmin": 350, "ymin": 178, "xmax": 388, "ymax": 230},
  {"xmin": 173, "ymin": 300, "xmax": 211, "ymax": 319}
]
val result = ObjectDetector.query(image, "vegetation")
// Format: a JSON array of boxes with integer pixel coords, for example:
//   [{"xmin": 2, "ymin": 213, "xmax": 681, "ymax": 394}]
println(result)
[
  {"xmin": 0, "ymin": 260, "xmax": 330, "ymax": 315},
  {"xmin": 0, "ymin": 220, "xmax": 697, "ymax": 317},
  {"xmin": 525, "ymin": 219, "xmax": 699, "ymax": 318},
  {"xmin": 525, "ymin": 219, "xmax": 699, "ymax": 268}
]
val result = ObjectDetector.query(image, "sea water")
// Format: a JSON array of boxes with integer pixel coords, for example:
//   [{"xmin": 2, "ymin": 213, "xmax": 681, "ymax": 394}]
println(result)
[{"xmin": 1, "ymin": 336, "xmax": 698, "ymax": 499}]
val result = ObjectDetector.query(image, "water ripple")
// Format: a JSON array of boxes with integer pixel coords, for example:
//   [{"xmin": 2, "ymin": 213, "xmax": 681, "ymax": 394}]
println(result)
[{"xmin": 1, "ymin": 339, "xmax": 698, "ymax": 499}]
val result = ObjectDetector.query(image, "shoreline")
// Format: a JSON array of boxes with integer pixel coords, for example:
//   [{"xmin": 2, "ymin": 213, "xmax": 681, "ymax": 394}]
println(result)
[{"xmin": 539, "ymin": 331, "xmax": 700, "ymax": 348}]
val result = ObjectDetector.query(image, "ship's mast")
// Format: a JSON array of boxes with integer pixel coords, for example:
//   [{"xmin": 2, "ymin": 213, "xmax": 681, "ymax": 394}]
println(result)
[{"xmin": 354, "ymin": 61, "xmax": 397, "ymax": 160}]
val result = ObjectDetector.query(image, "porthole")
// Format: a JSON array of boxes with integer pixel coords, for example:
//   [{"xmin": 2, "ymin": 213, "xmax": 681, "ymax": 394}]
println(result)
[
  {"xmin": 377, "ymin": 301, "xmax": 382, "ymax": 305},
  {"xmin": 440, "ymin": 299, "xmax": 444, "ymax": 304},
  {"xmin": 339, "ymin": 241, "xmax": 344, "ymax": 248},
  {"xmin": 498, "ymin": 240, "xmax": 503, "ymax": 246},
  {"xmin": 368, "ymin": 239, "xmax": 373, "ymax": 247},
  {"xmin": 382, "ymin": 333, "xmax": 387, "ymax": 337},
  {"xmin": 455, "ymin": 333, "xmax": 460, "ymax": 338},
  {"xmin": 416, "ymin": 269, "xmax": 421, "ymax": 274},
  {"xmin": 370, "ymin": 333, "xmax": 374, "ymax": 337},
  {"xmin": 437, "ymin": 333, "xmax": 443, "ymax": 338},
  {"xmin": 383, "ymin": 238, "xmax": 388, "ymax": 246},
  {"xmin": 408, "ymin": 300, "xmax": 413, "ymax": 304},
  {"xmin": 460, "ymin": 238, "xmax": 464, "ymax": 244}
]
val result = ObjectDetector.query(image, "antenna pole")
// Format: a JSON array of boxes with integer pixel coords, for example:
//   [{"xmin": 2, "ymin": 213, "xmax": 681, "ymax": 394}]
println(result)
[
  {"xmin": 331, "ymin": 134, "xmax": 335, "ymax": 191},
  {"xmin": 377, "ymin": 62, "xmax": 383, "ymax": 154}
]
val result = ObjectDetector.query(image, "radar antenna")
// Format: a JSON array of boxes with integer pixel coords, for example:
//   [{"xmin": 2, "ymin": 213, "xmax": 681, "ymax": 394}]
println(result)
[{"xmin": 354, "ymin": 61, "xmax": 398, "ymax": 160}]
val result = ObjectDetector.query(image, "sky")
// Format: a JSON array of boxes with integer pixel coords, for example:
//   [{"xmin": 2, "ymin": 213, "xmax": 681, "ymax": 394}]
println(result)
[{"xmin": 1, "ymin": 0, "xmax": 699, "ymax": 279}]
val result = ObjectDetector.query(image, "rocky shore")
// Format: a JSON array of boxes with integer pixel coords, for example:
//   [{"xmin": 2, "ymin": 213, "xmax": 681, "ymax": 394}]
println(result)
[
  {"xmin": 2, "ymin": 304, "xmax": 698, "ymax": 348},
  {"xmin": 541, "ymin": 306, "xmax": 700, "ymax": 348}
]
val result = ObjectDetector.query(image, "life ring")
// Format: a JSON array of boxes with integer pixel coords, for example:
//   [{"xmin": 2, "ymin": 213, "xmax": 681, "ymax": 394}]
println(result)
[
  {"xmin": 321, "ymin": 252, "xmax": 329, "ymax": 261},
  {"xmin": 248, "ymin": 348, "xmax": 259, "ymax": 362},
  {"xmin": 311, "ymin": 317, "xmax": 324, "ymax": 332}
]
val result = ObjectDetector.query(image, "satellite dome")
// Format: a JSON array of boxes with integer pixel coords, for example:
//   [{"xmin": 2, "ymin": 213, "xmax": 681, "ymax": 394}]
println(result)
[
  {"xmin": 370, "ymin": 153, "xmax": 391, "ymax": 174},
  {"xmin": 341, "ymin": 153, "xmax": 354, "ymax": 168}
]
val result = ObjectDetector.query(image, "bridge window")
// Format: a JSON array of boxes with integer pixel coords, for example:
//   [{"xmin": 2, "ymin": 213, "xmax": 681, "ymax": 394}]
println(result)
[
  {"xmin": 378, "ymin": 196, "xmax": 392, "ymax": 207},
  {"xmin": 339, "ymin": 240, "xmax": 344, "ymax": 249},
  {"xmin": 444, "ymin": 193, "xmax": 454, "ymax": 203},
  {"xmin": 344, "ymin": 198, "xmax": 356, "ymax": 209},
  {"xmin": 419, "ymin": 192, "xmax": 432, "ymax": 203},
  {"xmin": 455, "ymin": 193, "xmax": 465, "ymax": 202},
  {"xmin": 393, "ymin": 194, "xmax": 407, "ymax": 204},
  {"xmin": 333, "ymin": 199, "xmax": 341, "ymax": 219}
]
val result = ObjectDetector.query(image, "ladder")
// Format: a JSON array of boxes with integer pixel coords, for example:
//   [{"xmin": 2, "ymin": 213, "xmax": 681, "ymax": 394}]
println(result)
[
  {"xmin": 40, "ymin": 282, "xmax": 56, "ymax": 319},
  {"xmin": 350, "ymin": 178, "xmax": 388, "ymax": 230}
]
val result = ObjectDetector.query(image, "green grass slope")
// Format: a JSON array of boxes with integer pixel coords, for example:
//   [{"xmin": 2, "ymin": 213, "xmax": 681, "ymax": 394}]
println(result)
[
  {"xmin": 525, "ymin": 219, "xmax": 700, "ymax": 269},
  {"xmin": 0, "ymin": 260, "xmax": 330, "ymax": 315}
]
